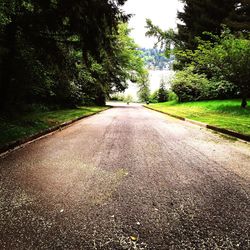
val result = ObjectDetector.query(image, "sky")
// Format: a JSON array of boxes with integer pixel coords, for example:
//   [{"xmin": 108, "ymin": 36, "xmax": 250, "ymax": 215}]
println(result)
[{"xmin": 122, "ymin": 0, "xmax": 183, "ymax": 48}]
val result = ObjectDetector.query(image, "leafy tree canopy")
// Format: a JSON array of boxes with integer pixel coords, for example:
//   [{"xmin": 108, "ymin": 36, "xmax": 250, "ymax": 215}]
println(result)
[
  {"xmin": 184, "ymin": 30, "xmax": 250, "ymax": 107},
  {"xmin": 0, "ymin": 0, "xmax": 148, "ymax": 112}
]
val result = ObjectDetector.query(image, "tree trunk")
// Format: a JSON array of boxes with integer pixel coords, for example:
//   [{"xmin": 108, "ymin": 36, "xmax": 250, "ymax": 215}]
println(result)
[
  {"xmin": 95, "ymin": 92, "xmax": 106, "ymax": 106},
  {"xmin": 241, "ymin": 96, "xmax": 247, "ymax": 109},
  {"xmin": 0, "ymin": 20, "xmax": 17, "ymax": 112}
]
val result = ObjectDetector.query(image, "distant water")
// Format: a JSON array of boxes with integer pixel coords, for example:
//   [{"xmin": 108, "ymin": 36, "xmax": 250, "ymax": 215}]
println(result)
[
  {"xmin": 124, "ymin": 70, "xmax": 175, "ymax": 101},
  {"xmin": 149, "ymin": 70, "xmax": 175, "ymax": 92}
]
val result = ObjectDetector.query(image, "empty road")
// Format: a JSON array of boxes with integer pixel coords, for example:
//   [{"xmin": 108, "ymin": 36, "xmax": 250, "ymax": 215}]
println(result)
[{"xmin": 0, "ymin": 103, "xmax": 249, "ymax": 249}]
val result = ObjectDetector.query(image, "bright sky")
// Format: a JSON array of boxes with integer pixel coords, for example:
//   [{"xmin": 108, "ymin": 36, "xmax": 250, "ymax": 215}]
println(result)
[{"xmin": 122, "ymin": 0, "xmax": 183, "ymax": 48}]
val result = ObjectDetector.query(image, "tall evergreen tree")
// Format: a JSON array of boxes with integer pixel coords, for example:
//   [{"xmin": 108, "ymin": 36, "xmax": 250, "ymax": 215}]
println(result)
[
  {"xmin": 177, "ymin": 0, "xmax": 236, "ymax": 50},
  {"xmin": 0, "ymin": 0, "xmax": 129, "ymax": 111},
  {"xmin": 226, "ymin": 0, "xmax": 250, "ymax": 33},
  {"xmin": 158, "ymin": 79, "xmax": 168, "ymax": 103}
]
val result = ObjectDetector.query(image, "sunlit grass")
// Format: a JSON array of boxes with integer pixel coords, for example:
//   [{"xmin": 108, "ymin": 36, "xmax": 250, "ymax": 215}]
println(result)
[
  {"xmin": 0, "ymin": 106, "xmax": 109, "ymax": 146},
  {"xmin": 148, "ymin": 100, "xmax": 250, "ymax": 135}
]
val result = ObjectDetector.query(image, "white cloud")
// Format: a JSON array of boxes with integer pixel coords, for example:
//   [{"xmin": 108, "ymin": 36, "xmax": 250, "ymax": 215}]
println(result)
[{"xmin": 122, "ymin": 0, "xmax": 183, "ymax": 48}]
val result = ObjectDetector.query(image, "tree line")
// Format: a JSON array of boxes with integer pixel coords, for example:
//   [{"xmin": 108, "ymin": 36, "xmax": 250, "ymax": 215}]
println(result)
[
  {"xmin": 146, "ymin": 0, "xmax": 250, "ymax": 107},
  {"xmin": 0, "ymin": 0, "xmax": 146, "ymax": 115}
]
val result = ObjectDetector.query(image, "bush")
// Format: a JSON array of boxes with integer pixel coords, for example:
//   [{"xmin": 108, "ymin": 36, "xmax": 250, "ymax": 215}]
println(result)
[
  {"xmin": 188, "ymin": 30, "xmax": 250, "ymax": 107},
  {"xmin": 171, "ymin": 67, "xmax": 239, "ymax": 102},
  {"xmin": 158, "ymin": 79, "xmax": 169, "ymax": 102},
  {"xmin": 149, "ymin": 81, "xmax": 170, "ymax": 104},
  {"xmin": 171, "ymin": 67, "xmax": 210, "ymax": 102},
  {"xmin": 149, "ymin": 90, "xmax": 159, "ymax": 103},
  {"xmin": 138, "ymin": 78, "xmax": 150, "ymax": 103},
  {"xmin": 109, "ymin": 93, "xmax": 126, "ymax": 102},
  {"xmin": 208, "ymin": 79, "xmax": 240, "ymax": 100},
  {"xmin": 168, "ymin": 91, "xmax": 178, "ymax": 101},
  {"xmin": 124, "ymin": 94, "xmax": 134, "ymax": 103}
]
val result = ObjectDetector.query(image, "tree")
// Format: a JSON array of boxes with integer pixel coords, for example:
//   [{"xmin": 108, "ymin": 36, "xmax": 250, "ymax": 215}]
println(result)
[
  {"xmin": 226, "ymin": 0, "xmax": 250, "ymax": 33},
  {"xmin": 149, "ymin": 90, "xmax": 159, "ymax": 103},
  {"xmin": 124, "ymin": 94, "xmax": 133, "ymax": 104},
  {"xmin": 114, "ymin": 23, "xmax": 147, "ymax": 87},
  {"xmin": 171, "ymin": 67, "xmax": 211, "ymax": 102},
  {"xmin": 145, "ymin": 19, "xmax": 177, "ymax": 57},
  {"xmin": 184, "ymin": 31, "xmax": 250, "ymax": 107},
  {"xmin": 0, "ymin": 0, "xmax": 129, "ymax": 112},
  {"xmin": 158, "ymin": 79, "xmax": 168, "ymax": 102},
  {"xmin": 145, "ymin": 1, "xmax": 249, "ymax": 107},
  {"xmin": 78, "ymin": 22, "xmax": 147, "ymax": 105},
  {"xmin": 138, "ymin": 74, "xmax": 150, "ymax": 103},
  {"xmin": 210, "ymin": 35, "xmax": 249, "ymax": 108},
  {"xmin": 139, "ymin": 48, "xmax": 169, "ymax": 70},
  {"xmin": 146, "ymin": 0, "xmax": 249, "ymax": 62},
  {"xmin": 177, "ymin": 0, "xmax": 236, "ymax": 50}
]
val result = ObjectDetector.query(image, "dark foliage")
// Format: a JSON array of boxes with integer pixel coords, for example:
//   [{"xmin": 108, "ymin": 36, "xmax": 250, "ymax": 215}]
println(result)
[
  {"xmin": 158, "ymin": 80, "xmax": 168, "ymax": 102},
  {"xmin": 0, "ymin": 0, "xmax": 129, "ymax": 113},
  {"xmin": 177, "ymin": 0, "xmax": 250, "ymax": 50}
]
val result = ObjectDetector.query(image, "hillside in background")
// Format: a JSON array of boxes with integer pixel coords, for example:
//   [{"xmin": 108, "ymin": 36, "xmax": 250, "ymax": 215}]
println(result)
[{"xmin": 140, "ymin": 48, "xmax": 174, "ymax": 70}]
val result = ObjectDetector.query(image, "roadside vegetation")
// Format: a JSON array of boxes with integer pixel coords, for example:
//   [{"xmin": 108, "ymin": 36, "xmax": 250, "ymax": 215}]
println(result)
[
  {"xmin": 145, "ymin": 0, "xmax": 249, "ymax": 108},
  {"xmin": 148, "ymin": 100, "xmax": 250, "ymax": 135},
  {"xmin": 0, "ymin": 106, "xmax": 108, "ymax": 147},
  {"xmin": 141, "ymin": 0, "xmax": 250, "ymax": 137},
  {"xmin": 0, "ymin": 1, "xmax": 147, "ymax": 112},
  {"xmin": 0, "ymin": 1, "xmax": 148, "ymax": 148},
  {"xmin": 1, "ymin": 0, "xmax": 249, "ymax": 146}
]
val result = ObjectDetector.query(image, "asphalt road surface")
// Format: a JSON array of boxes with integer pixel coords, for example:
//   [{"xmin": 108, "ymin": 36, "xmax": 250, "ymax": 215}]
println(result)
[{"xmin": 0, "ymin": 103, "xmax": 249, "ymax": 249}]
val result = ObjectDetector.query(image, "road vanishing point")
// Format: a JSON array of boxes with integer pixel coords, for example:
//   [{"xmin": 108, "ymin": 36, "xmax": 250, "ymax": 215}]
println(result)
[{"xmin": 0, "ymin": 103, "xmax": 249, "ymax": 249}]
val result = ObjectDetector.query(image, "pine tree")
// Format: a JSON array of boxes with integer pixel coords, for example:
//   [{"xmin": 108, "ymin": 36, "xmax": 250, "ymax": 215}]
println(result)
[
  {"xmin": 177, "ymin": 0, "xmax": 236, "ymax": 49},
  {"xmin": 226, "ymin": 0, "xmax": 250, "ymax": 33},
  {"xmin": 158, "ymin": 79, "xmax": 168, "ymax": 103},
  {"xmin": 0, "ymin": 0, "xmax": 129, "ymax": 111}
]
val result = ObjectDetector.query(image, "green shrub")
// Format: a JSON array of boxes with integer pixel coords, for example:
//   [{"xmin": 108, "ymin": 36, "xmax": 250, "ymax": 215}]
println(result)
[
  {"xmin": 171, "ymin": 67, "xmax": 210, "ymax": 102},
  {"xmin": 168, "ymin": 91, "xmax": 178, "ymax": 101},
  {"xmin": 109, "ymin": 93, "xmax": 125, "ymax": 102},
  {"xmin": 149, "ymin": 82, "xmax": 170, "ymax": 104},
  {"xmin": 171, "ymin": 67, "xmax": 239, "ymax": 102},
  {"xmin": 149, "ymin": 90, "xmax": 159, "ymax": 103},
  {"xmin": 181, "ymin": 30, "xmax": 250, "ymax": 107},
  {"xmin": 208, "ymin": 79, "xmax": 240, "ymax": 100},
  {"xmin": 158, "ymin": 79, "xmax": 169, "ymax": 102}
]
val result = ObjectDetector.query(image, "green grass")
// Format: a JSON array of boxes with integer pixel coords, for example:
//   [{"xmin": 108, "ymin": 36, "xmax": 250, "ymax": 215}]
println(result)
[
  {"xmin": 0, "ymin": 106, "xmax": 109, "ymax": 147},
  {"xmin": 148, "ymin": 99, "xmax": 250, "ymax": 135}
]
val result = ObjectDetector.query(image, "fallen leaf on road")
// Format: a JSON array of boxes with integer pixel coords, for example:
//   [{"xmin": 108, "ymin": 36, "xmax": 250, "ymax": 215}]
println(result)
[{"xmin": 130, "ymin": 236, "xmax": 138, "ymax": 241}]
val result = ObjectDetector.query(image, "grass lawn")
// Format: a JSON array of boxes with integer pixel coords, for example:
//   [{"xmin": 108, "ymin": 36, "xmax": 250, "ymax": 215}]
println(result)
[
  {"xmin": 0, "ymin": 106, "xmax": 109, "ymax": 147},
  {"xmin": 148, "ymin": 99, "xmax": 250, "ymax": 136}
]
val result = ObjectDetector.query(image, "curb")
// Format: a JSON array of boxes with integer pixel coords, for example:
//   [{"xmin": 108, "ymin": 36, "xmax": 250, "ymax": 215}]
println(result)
[
  {"xmin": 144, "ymin": 105, "xmax": 250, "ymax": 143},
  {"xmin": 0, "ymin": 108, "xmax": 109, "ymax": 158}
]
